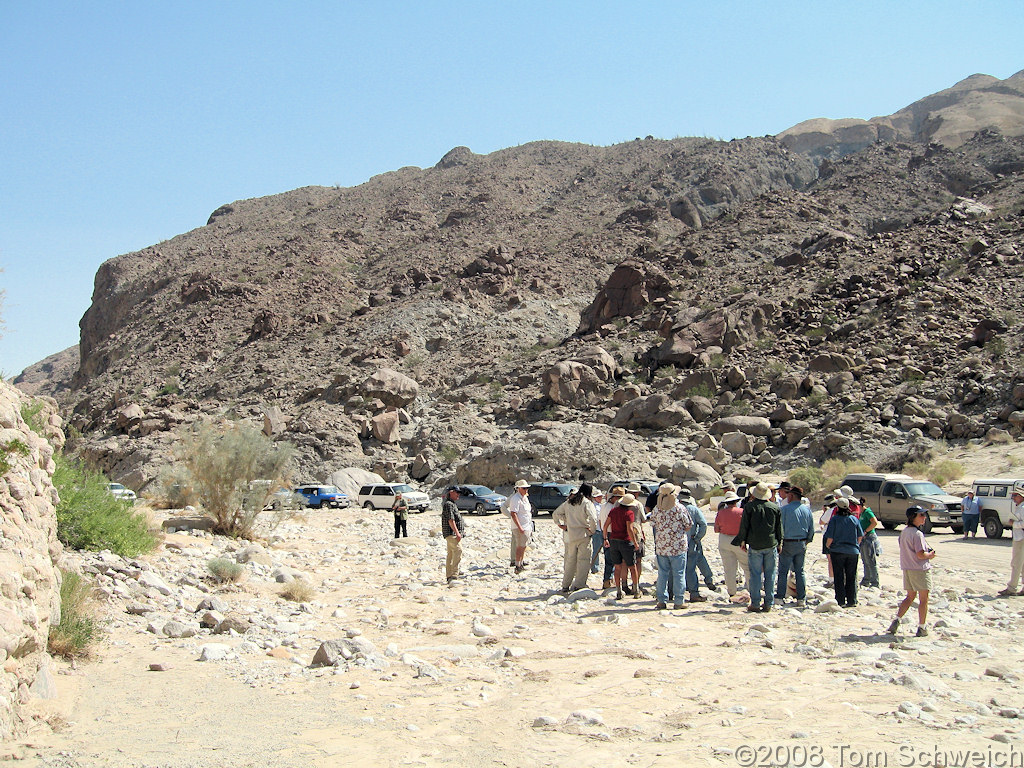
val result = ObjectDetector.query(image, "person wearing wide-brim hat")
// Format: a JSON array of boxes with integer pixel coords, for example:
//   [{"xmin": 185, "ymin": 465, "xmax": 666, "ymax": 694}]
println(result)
[
  {"xmin": 603, "ymin": 492, "xmax": 642, "ymax": 600},
  {"xmin": 598, "ymin": 486, "xmax": 626, "ymax": 590},
  {"xmin": 732, "ymin": 482, "xmax": 783, "ymax": 613},
  {"xmin": 650, "ymin": 483, "xmax": 693, "ymax": 610},
  {"xmin": 715, "ymin": 491, "xmax": 750, "ymax": 600},
  {"xmin": 997, "ymin": 483, "xmax": 1024, "ymax": 596},
  {"xmin": 509, "ymin": 480, "xmax": 533, "ymax": 574},
  {"xmin": 590, "ymin": 487, "xmax": 606, "ymax": 576}
]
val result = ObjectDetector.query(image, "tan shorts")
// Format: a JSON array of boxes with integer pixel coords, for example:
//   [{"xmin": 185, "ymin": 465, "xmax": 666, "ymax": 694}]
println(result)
[
  {"xmin": 514, "ymin": 528, "xmax": 533, "ymax": 549},
  {"xmin": 903, "ymin": 569, "xmax": 932, "ymax": 592}
]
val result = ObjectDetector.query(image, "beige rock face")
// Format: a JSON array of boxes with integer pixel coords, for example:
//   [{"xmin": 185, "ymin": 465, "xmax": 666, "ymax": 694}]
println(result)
[{"xmin": 0, "ymin": 381, "xmax": 63, "ymax": 738}]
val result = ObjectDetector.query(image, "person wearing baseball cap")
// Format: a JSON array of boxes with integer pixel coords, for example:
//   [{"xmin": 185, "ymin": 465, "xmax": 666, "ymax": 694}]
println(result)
[{"xmin": 888, "ymin": 506, "xmax": 937, "ymax": 636}]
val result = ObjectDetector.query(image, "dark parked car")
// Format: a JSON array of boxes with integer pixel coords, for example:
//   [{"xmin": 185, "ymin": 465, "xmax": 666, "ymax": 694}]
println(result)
[
  {"xmin": 447, "ymin": 485, "xmax": 507, "ymax": 514},
  {"xmin": 609, "ymin": 479, "xmax": 662, "ymax": 497},
  {"xmin": 527, "ymin": 482, "xmax": 574, "ymax": 514}
]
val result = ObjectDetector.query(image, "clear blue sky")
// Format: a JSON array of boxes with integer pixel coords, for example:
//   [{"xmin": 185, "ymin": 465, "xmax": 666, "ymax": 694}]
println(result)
[{"xmin": 1, "ymin": 2, "xmax": 1021, "ymax": 377}]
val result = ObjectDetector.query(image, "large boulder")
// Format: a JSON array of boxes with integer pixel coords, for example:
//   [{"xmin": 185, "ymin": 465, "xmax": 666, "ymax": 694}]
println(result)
[
  {"xmin": 370, "ymin": 410, "xmax": 401, "ymax": 443},
  {"xmin": 710, "ymin": 416, "xmax": 772, "ymax": 437},
  {"xmin": 542, "ymin": 361, "xmax": 604, "ymax": 406},
  {"xmin": 361, "ymin": 369, "xmax": 419, "ymax": 407},
  {"xmin": 577, "ymin": 259, "xmax": 672, "ymax": 333},
  {"xmin": 668, "ymin": 460, "xmax": 722, "ymax": 498},
  {"xmin": 573, "ymin": 347, "xmax": 618, "ymax": 381},
  {"xmin": 611, "ymin": 395, "xmax": 696, "ymax": 431}
]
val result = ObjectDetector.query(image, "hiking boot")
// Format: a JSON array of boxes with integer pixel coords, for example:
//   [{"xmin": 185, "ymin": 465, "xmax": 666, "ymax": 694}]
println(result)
[
  {"xmin": 887, "ymin": 619, "xmax": 900, "ymax": 635},
  {"xmin": 602, "ymin": 580, "xmax": 612, "ymax": 590},
  {"xmin": 688, "ymin": 593, "xmax": 707, "ymax": 603},
  {"xmin": 746, "ymin": 605, "xmax": 761, "ymax": 613},
  {"xmin": 672, "ymin": 603, "xmax": 685, "ymax": 610},
  {"xmin": 916, "ymin": 626, "xmax": 929, "ymax": 637},
  {"xmin": 655, "ymin": 602, "xmax": 667, "ymax": 610},
  {"xmin": 761, "ymin": 604, "xmax": 772, "ymax": 613},
  {"xmin": 794, "ymin": 599, "xmax": 806, "ymax": 608}
]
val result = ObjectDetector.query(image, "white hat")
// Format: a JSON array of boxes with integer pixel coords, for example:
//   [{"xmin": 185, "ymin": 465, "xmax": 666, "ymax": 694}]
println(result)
[
  {"xmin": 839, "ymin": 485, "xmax": 855, "ymax": 498},
  {"xmin": 835, "ymin": 497, "xmax": 850, "ymax": 509},
  {"xmin": 619, "ymin": 493, "xmax": 638, "ymax": 506},
  {"xmin": 514, "ymin": 480, "xmax": 530, "ymax": 489},
  {"xmin": 751, "ymin": 482, "xmax": 772, "ymax": 500},
  {"xmin": 658, "ymin": 483, "xmax": 679, "ymax": 496},
  {"xmin": 723, "ymin": 492, "xmax": 742, "ymax": 503},
  {"xmin": 1012, "ymin": 483, "xmax": 1024, "ymax": 497},
  {"xmin": 626, "ymin": 482, "xmax": 642, "ymax": 494}
]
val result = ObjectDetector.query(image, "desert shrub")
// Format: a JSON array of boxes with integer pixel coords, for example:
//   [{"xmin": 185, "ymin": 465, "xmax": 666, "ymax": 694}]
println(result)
[
  {"xmin": 48, "ymin": 570, "xmax": 98, "ymax": 659},
  {"xmin": 53, "ymin": 455, "xmax": 157, "ymax": 557},
  {"xmin": 1, "ymin": 437, "xmax": 30, "ymax": 476},
  {"xmin": 685, "ymin": 384, "xmax": 715, "ymax": 400},
  {"xmin": 788, "ymin": 466, "xmax": 824, "ymax": 496},
  {"xmin": 175, "ymin": 420, "xmax": 294, "ymax": 538},
  {"xmin": 279, "ymin": 579, "xmax": 315, "ymax": 603},
  {"xmin": 154, "ymin": 463, "xmax": 200, "ymax": 509},
  {"xmin": 902, "ymin": 458, "xmax": 964, "ymax": 487},
  {"xmin": 207, "ymin": 558, "xmax": 245, "ymax": 583},
  {"xmin": 819, "ymin": 458, "xmax": 874, "ymax": 493},
  {"xmin": 20, "ymin": 400, "xmax": 46, "ymax": 434}
]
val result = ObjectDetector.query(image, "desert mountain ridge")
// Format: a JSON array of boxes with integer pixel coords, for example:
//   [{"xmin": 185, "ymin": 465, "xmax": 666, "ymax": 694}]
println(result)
[{"xmin": 16, "ymin": 70, "xmax": 1024, "ymax": 495}]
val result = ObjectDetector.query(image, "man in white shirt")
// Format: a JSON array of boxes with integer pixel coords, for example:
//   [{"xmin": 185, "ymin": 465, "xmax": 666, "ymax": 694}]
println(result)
[
  {"xmin": 998, "ymin": 483, "xmax": 1024, "ymax": 596},
  {"xmin": 509, "ymin": 480, "xmax": 534, "ymax": 574}
]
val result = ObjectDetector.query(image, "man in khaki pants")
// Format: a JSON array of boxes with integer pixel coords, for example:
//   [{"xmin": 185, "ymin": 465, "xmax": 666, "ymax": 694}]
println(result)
[
  {"xmin": 441, "ymin": 488, "xmax": 465, "ymax": 583},
  {"xmin": 714, "ymin": 491, "xmax": 750, "ymax": 599},
  {"xmin": 553, "ymin": 483, "xmax": 599, "ymax": 593}
]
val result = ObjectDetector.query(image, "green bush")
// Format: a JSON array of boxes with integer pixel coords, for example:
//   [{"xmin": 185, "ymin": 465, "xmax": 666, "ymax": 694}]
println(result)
[
  {"xmin": 20, "ymin": 400, "xmax": 46, "ymax": 434},
  {"xmin": 788, "ymin": 466, "xmax": 824, "ymax": 495},
  {"xmin": 176, "ymin": 420, "xmax": 294, "ymax": 538},
  {"xmin": 1, "ymin": 438, "xmax": 30, "ymax": 476},
  {"xmin": 53, "ymin": 455, "xmax": 157, "ymax": 557},
  {"xmin": 207, "ymin": 558, "xmax": 245, "ymax": 583},
  {"xmin": 49, "ymin": 570, "xmax": 98, "ymax": 659}
]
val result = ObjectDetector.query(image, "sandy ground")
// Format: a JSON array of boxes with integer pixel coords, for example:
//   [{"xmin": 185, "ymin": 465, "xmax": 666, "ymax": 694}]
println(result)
[{"xmin": 10, "ymin": 446, "xmax": 1024, "ymax": 768}]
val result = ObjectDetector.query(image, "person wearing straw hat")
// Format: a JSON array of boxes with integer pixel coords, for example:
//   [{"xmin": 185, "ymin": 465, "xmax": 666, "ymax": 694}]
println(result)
[
  {"xmin": 598, "ymin": 486, "xmax": 625, "ymax": 590},
  {"xmin": 509, "ymin": 480, "xmax": 533, "ymax": 574},
  {"xmin": 997, "ymin": 482, "xmax": 1024, "ymax": 596},
  {"xmin": 603, "ymin": 492, "xmax": 642, "ymax": 600},
  {"xmin": 650, "ymin": 483, "xmax": 692, "ymax": 610},
  {"xmin": 732, "ymin": 481, "xmax": 783, "ymax": 613},
  {"xmin": 714, "ymin": 491, "xmax": 750, "ymax": 600}
]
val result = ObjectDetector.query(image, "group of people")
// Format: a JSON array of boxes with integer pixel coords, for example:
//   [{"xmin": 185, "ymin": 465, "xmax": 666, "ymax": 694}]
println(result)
[{"xmin": 435, "ymin": 475, "xmax": 1024, "ymax": 637}]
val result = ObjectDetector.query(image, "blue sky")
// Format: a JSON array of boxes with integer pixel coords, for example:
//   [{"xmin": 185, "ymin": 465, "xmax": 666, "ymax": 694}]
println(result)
[{"xmin": 1, "ymin": 2, "xmax": 1022, "ymax": 377}]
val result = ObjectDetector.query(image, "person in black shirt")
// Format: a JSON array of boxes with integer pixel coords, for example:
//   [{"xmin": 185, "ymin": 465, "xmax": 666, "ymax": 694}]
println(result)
[{"xmin": 441, "ymin": 488, "xmax": 465, "ymax": 582}]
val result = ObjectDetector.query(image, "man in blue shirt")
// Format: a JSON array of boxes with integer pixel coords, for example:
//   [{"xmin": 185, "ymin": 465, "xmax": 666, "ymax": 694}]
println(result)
[
  {"xmin": 775, "ymin": 485, "xmax": 815, "ymax": 607},
  {"xmin": 961, "ymin": 490, "xmax": 981, "ymax": 539},
  {"xmin": 681, "ymin": 488, "xmax": 716, "ymax": 602}
]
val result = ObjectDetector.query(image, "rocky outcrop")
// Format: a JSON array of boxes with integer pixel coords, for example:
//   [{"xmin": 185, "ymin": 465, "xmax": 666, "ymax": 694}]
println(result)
[
  {"xmin": 0, "ymin": 382, "xmax": 64, "ymax": 738},
  {"xmin": 578, "ymin": 259, "xmax": 672, "ymax": 333}
]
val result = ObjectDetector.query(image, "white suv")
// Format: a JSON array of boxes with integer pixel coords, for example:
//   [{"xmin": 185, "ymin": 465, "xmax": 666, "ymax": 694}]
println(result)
[
  {"xmin": 971, "ymin": 478, "xmax": 1024, "ymax": 538},
  {"xmin": 357, "ymin": 483, "xmax": 430, "ymax": 513}
]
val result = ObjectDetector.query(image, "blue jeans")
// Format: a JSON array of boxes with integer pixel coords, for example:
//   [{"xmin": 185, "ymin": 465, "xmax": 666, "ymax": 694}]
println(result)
[
  {"xmin": 859, "ymin": 533, "xmax": 879, "ymax": 586},
  {"xmin": 776, "ymin": 541, "xmax": 807, "ymax": 600},
  {"xmin": 962, "ymin": 514, "xmax": 980, "ymax": 536},
  {"xmin": 748, "ymin": 547, "xmax": 778, "ymax": 609},
  {"xmin": 591, "ymin": 531, "xmax": 604, "ymax": 573},
  {"xmin": 656, "ymin": 553, "xmax": 686, "ymax": 606},
  {"xmin": 685, "ymin": 538, "xmax": 714, "ymax": 593}
]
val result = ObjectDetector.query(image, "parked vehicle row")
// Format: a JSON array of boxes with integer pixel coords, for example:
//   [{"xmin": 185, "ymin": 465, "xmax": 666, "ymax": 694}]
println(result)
[{"xmin": 357, "ymin": 483, "xmax": 430, "ymax": 512}]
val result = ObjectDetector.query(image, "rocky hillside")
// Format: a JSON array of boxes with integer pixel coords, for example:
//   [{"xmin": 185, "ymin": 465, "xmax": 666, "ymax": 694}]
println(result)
[{"xmin": 16, "ymin": 72, "xmax": 1024, "ymax": 495}]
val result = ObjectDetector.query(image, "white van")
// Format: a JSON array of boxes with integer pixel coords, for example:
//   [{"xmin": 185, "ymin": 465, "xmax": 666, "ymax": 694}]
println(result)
[{"xmin": 971, "ymin": 478, "xmax": 1024, "ymax": 538}]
